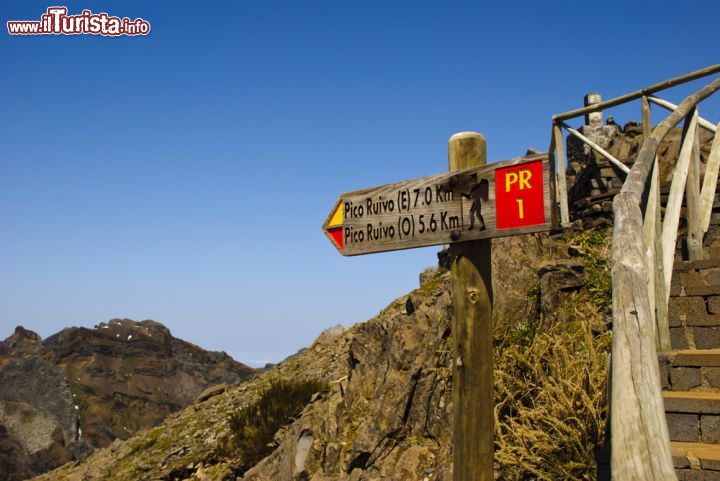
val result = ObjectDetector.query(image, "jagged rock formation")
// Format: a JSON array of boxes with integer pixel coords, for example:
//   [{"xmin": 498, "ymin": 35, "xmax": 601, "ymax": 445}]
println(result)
[
  {"xmin": 0, "ymin": 319, "xmax": 256, "ymax": 480},
  {"xmin": 491, "ymin": 234, "xmax": 571, "ymax": 328},
  {"xmin": 30, "ymin": 277, "xmax": 454, "ymax": 481},
  {"xmin": 244, "ymin": 278, "xmax": 456, "ymax": 481},
  {"xmin": 30, "ymin": 229, "xmax": 610, "ymax": 481}
]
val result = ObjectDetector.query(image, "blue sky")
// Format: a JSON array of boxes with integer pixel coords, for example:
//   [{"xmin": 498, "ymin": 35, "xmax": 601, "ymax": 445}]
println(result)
[{"xmin": 1, "ymin": 0, "xmax": 719, "ymax": 366}]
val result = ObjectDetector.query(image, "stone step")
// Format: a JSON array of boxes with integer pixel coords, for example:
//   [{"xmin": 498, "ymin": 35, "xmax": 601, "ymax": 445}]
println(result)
[
  {"xmin": 671, "ymin": 314, "xmax": 720, "ymax": 328},
  {"xmin": 672, "ymin": 441, "xmax": 720, "ymax": 480},
  {"xmin": 660, "ymin": 350, "xmax": 720, "ymax": 390},
  {"xmin": 665, "ymin": 391, "xmax": 720, "ymax": 414},
  {"xmin": 670, "ymin": 259, "xmax": 720, "ymax": 296},
  {"xmin": 665, "ymin": 392, "xmax": 720, "ymax": 444},
  {"xmin": 674, "ymin": 285, "xmax": 720, "ymax": 297},
  {"xmin": 675, "ymin": 259, "xmax": 720, "ymax": 272},
  {"xmin": 669, "ymin": 294, "xmax": 720, "ymax": 350},
  {"xmin": 669, "ymin": 325, "xmax": 720, "ymax": 351},
  {"xmin": 669, "ymin": 350, "xmax": 720, "ymax": 367}
]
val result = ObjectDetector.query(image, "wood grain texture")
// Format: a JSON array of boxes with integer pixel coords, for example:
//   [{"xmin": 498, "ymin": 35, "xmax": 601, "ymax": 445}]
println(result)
[
  {"xmin": 648, "ymin": 155, "xmax": 671, "ymax": 351},
  {"xmin": 547, "ymin": 128, "xmax": 560, "ymax": 229},
  {"xmin": 552, "ymin": 123, "xmax": 570, "ymax": 226},
  {"xmin": 611, "ymin": 77, "xmax": 720, "ymax": 481},
  {"xmin": 640, "ymin": 97, "xmax": 657, "ymax": 336},
  {"xmin": 686, "ymin": 121, "xmax": 704, "ymax": 260},
  {"xmin": 642, "ymin": 95, "xmax": 652, "ymax": 140},
  {"xmin": 662, "ymin": 109, "xmax": 699, "ymax": 288},
  {"xmin": 611, "ymin": 199, "xmax": 676, "ymax": 480},
  {"xmin": 700, "ymin": 122, "xmax": 720, "ymax": 232},
  {"xmin": 325, "ymin": 154, "xmax": 552, "ymax": 256},
  {"xmin": 448, "ymin": 132, "xmax": 493, "ymax": 481},
  {"xmin": 653, "ymin": 175, "xmax": 671, "ymax": 352},
  {"xmin": 641, "ymin": 96, "xmax": 671, "ymax": 350},
  {"xmin": 641, "ymin": 102, "xmax": 658, "ymax": 339}
]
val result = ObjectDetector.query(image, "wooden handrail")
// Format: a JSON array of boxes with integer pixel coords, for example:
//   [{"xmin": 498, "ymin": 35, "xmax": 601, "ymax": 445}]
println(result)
[
  {"xmin": 552, "ymin": 123, "xmax": 571, "ymax": 226},
  {"xmin": 553, "ymin": 64, "xmax": 720, "ymax": 121},
  {"xmin": 610, "ymin": 77, "xmax": 720, "ymax": 480},
  {"xmin": 648, "ymin": 96, "xmax": 718, "ymax": 133},
  {"xmin": 558, "ymin": 120, "xmax": 630, "ymax": 174},
  {"xmin": 548, "ymin": 66, "xmax": 720, "ymax": 231}
]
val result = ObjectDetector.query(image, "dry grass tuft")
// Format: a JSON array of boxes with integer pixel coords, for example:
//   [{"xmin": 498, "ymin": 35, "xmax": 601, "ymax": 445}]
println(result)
[
  {"xmin": 227, "ymin": 378, "xmax": 327, "ymax": 472},
  {"xmin": 494, "ymin": 295, "xmax": 611, "ymax": 481}
]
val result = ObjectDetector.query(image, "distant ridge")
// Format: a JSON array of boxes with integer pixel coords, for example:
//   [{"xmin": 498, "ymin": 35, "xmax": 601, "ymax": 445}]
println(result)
[{"xmin": 0, "ymin": 319, "xmax": 256, "ymax": 480}]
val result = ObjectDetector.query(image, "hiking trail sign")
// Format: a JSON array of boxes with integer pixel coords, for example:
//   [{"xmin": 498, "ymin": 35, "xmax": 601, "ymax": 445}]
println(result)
[{"xmin": 323, "ymin": 153, "xmax": 554, "ymax": 255}]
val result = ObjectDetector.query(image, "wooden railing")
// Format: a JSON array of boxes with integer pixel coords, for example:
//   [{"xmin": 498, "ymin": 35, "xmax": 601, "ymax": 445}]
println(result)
[{"xmin": 549, "ymin": 65, "xmax": 720, "ymax": 480}]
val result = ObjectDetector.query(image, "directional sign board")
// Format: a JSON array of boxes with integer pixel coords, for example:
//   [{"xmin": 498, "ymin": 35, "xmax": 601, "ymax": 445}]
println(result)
[{"xmin": 323, "ymin": 153, "xmax": 555, "ymax": 256}]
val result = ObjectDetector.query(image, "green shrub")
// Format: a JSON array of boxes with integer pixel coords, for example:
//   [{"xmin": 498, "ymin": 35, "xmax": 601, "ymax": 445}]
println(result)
[
  {"xmin": 570, "ymin": 229, "xmax": 612, "ymax": 307},
  {"xmin": 526, "ymin": 282, "xmax": 541, "ymax": 305},
  {"xmin": 227, "ymin": 378, "xmax": 327, "ymax": 470}
]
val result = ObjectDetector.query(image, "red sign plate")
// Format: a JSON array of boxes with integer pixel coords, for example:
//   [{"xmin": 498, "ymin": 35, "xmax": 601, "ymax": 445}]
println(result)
[{"xmin": 495, "ymin": 160, "xmax": 546, "ymax": 230}]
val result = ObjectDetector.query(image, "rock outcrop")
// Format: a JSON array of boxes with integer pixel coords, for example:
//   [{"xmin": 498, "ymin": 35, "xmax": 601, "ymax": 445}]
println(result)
[
  {"xmin": 31, "ymin": 229, "xmax": 609, "ymax": 481},
  {"xmin": 0, "ymin": 319, "xmax": 256, "ymax": 480},
  {"xmin": 31, "ymin": 275, "xmax": 453, "ymax": 481}
]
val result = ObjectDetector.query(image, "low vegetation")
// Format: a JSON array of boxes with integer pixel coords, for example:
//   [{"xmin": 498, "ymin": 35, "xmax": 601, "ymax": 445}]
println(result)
[
  {"xmin": 495, "ymin": 296, "xmax": 610, "ymax": 480},
  {"xmin": 494, "ymin": 228, "xmax": 612, "ymax": 480},
  {"xmin": 570, "ymin": 228, "xmax": 612, "ymax": 307},
  {"xmin": 227, "ymin": 378, "xmax": 327, "ymax": 471}
]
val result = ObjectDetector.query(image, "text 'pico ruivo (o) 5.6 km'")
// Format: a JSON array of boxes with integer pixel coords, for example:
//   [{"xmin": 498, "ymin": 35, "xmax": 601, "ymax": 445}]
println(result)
[{"xmin": 323, "ymin": 153, "xmax": 554, "ymax": 256}]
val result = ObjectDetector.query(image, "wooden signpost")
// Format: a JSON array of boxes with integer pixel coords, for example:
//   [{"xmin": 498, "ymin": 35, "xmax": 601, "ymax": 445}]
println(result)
[
  {"xmin": 323, "ymin": 133, "xmax": 555, "ymax": 481},
  {"xmin": 323, "ymin": 152, "xmax": 553, "ymax": 256}
]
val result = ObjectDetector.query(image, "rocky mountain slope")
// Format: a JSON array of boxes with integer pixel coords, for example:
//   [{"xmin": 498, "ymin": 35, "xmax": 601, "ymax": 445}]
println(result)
[
  {"xmin": 0, "ymin": 319, "xmax": 256, "ymax": 480},
  {"xmin": 31, "ymin": 231, "xmax": 611, "ymax": 481}
]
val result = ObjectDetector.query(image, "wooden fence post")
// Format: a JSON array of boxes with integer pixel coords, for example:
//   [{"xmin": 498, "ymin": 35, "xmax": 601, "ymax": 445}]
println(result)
[
  {"xmin": 552, "ymin": 123, "xmax": 571, "ymax": 226},
  {"xmin": 662, "ymin": 108, "xmax": 699, "ymax": 291},
  {"xmin": 687, "ymin": 110, "xmax": 705, "ymax": 260},
  {"xmin": 700, "ymin": 122, "xmax": 720, "ymax": 233},
  {"xmin": 641, "ymin": 96, "xmax": 671, "ymax": 350},
  {"xmin": 448, "ymin": 132, "xmax": 493, "ymax": 481}
]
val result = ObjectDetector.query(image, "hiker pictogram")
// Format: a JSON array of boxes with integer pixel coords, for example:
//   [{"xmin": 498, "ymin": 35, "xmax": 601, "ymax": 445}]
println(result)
[{"xmin": 463, "ymin": 177, "xmax": 489, "ymax": 231}]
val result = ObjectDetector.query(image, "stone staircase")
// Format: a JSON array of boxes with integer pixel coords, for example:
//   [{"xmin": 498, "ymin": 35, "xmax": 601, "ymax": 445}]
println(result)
[{"xmin": 661, "ymin": 257, "xmax": 720, "ymax": 480}]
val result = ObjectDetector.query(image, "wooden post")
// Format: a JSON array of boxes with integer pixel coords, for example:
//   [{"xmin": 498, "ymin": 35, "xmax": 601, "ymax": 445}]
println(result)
[
  {"xmin": 448, "ymin": 132, "xmax": 493, "ymax": 481},
  {"xmin": 687, "ymin": 111, "xmax": 704, "ymax": 260},
  {"xmin": 662, "ymin": 108, "xmax": 699, "ymax": 291},
  {"xmin": 552, "ymin": 123, "xmax": 571, "ymax": 226},
  {"xmin": 700, "ymin": 122, "xmax": 720, "ymax": 233},
  {"xmin": 641, "ymin": 96, "xmax": 671, "ymax": 351},
  {"xmin": 641, "ymin": 97, "xmax": 658, "ymax": 339}
]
